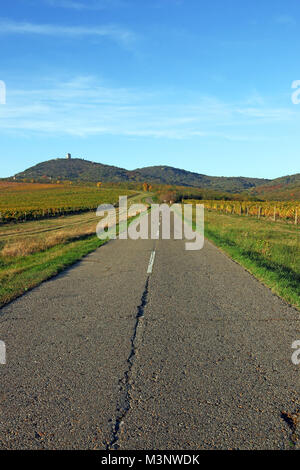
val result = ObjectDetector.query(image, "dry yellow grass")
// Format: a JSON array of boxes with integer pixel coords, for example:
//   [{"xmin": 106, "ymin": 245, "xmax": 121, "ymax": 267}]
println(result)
[
  {"xmin": 0, "ymin": 193, "xmax": 146, "ymax": 308},
  {"xmin": 1, "ymin": 224, "xmax": 97, "ymax": 258}
]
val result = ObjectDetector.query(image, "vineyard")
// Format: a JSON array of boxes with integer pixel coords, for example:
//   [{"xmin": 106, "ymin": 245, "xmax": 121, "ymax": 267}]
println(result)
[
  {"xmin": 184, "ymin": 199, "xmax": 300, "ymax": 224},
  {"xmin": 0, "ymin": 182, "xmax": 137, "ymax": 223}
]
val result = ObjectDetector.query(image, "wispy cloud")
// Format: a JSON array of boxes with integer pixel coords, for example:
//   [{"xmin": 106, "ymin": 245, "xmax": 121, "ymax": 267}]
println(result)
[
  {"xmin": 0, "ymin": 19, "xmax": 135, "ymax": 44},
  {"xmin": 0, "ymin": 76, "xmax": 295, "ymax": 140}
]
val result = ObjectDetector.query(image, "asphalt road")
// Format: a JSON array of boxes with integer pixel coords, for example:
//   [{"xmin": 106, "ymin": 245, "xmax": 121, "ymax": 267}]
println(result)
[{"xmin": 0, "ymin": 211, "xmax": 299, "ymax": 449}]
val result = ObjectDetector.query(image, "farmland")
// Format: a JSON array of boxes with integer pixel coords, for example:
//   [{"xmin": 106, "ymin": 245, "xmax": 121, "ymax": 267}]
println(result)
[
  {"xmin": 1, "ymin": 181, "xmax": 299, "ymax": 311},
  {"xmin": 0, "ymin": 183, "xmax": 149, "ymax": 307},
  {"xmin": 0, "ymin": 182, "xmax": 138, "ymax": 223},
  {"xmin": 187, "ymin": 199, "xmax": 300, "ymax": 224}
]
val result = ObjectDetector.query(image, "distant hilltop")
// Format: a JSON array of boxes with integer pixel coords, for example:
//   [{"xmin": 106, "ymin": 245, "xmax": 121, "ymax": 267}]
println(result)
[
  {"xmin": 11, "ymin": 157, "xmax": 271, "ymax": 193},
  {"xmin": 9, "ymin": 157, "xmax": 300, "ymax": 197}
]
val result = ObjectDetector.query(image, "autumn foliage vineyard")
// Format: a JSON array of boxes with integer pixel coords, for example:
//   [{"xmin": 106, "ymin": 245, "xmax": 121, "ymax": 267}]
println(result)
[
  {"xmin": 0, "ymin": 182, "xmax": 137, "ymax": 223},
  {"xmin": 1, "ymin": 181, "xmax": 300, "ymax": 224},
  {"xmin": 185, "ymin": 199, "xmax": 300, "ymax": 223},
  {"xmin": 0, "ymin": 181, "xmax": 299, "ymax": 310}
]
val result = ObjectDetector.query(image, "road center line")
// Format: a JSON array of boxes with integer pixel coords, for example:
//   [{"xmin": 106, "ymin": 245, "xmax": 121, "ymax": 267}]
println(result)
[{"xmin": 147, "ymin": 251, "xmax": 156, "ymax": 274}]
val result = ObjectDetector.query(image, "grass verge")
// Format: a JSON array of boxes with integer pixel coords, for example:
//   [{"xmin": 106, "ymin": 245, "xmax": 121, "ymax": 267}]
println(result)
[
  {"xmin": 0, "ymin": 191, "xmax": 150, "ymax": 308},
  {"xmin": 0, "ymin": 234, "xmax": 107, "ymax": 308},
  {"xmin": 201, "ymin": 209, "xmax": 300, "ymax": 310}
]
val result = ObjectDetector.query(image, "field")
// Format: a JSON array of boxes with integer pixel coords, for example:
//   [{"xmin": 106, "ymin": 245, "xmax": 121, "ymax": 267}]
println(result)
[
  {"xmin": 185, "ymin": 199, "xmax": 300, "ymax": 224},
  {"xmin": 0, "ymin": 184, "xmax": 149, "ymax": 307},
  {"xmin": 189, "ymin": 205, "xmax": 300, "ymax": 309},
  {"xmin": 0, "ymin": 182, "xmax": 138, "ymax": 222},
  {"xmin": 1, "ymin": 180, "xmax": 299, "ymax": 311}
]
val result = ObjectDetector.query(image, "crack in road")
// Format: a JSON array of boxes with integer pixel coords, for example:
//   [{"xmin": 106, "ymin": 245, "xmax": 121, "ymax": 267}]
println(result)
[{"xmin": 105, "ymin": 277, "xmax": 150, "ymax": 450}]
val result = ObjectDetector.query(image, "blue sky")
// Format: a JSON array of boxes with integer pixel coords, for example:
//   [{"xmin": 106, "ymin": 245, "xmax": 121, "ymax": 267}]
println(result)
[{"xmin": 0, "ymin": 0, "xmax": 300, "ymax": 179}]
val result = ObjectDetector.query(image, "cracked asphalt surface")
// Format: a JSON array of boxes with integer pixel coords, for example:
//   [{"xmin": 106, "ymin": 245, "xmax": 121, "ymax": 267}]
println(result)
[{"xmin": 0, "ymin": 213, "xmax": 299, "ymax": 449}]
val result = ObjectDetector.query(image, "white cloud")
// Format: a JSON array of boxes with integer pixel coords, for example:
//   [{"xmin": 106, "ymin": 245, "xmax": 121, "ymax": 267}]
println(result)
[
  {"xmin": 0, "ymin": 76, "xmax": 294, "ymax": 140},
  {"xmin": 0, "ymin": 19, "xmax": 135, "ymax": 44},
  {"xmin": 236, "ymin": 107, "xmax": 294, "ymax": 120}
]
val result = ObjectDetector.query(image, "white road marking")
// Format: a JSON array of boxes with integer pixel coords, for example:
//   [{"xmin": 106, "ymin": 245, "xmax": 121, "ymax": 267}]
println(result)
[{"xmin": 147, "ymin": 251, "xmax": 156, "ymax": 274}]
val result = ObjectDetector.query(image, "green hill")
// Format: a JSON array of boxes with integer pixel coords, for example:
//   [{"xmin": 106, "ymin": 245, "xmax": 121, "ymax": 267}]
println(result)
[
  {"xmin": 15, "ymin": 158, "xmax": 130, "ymax": 182},
  {"xmin": 135, "ymin": 165, "xmax": 267, "ymax": 191},
  {"xmin": 13, "ymin": 158, "xmax": 269, "ymax": 193},
  {"xmin": 250, "ymin": 173, "xmax": 300, "ymax": 200}
]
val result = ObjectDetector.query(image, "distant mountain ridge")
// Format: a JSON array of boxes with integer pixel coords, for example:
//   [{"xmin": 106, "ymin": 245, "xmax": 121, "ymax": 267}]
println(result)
[
  {"xmin": 250, "ymin": 173, "xmax": 300, "ymax": 200},
  {"xmin": 13, "ymin": 158, "xmax": 270, "ymax": 193}
]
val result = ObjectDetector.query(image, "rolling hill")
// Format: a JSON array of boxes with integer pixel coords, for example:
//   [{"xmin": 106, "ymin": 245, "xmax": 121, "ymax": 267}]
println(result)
[
  {"xmin": 250, "ymin": 173, "xmax": 300, "ymax": 200},
  {"xmin": 13, "ymin": 158, "xmax": 270, "ymax": 193}
]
